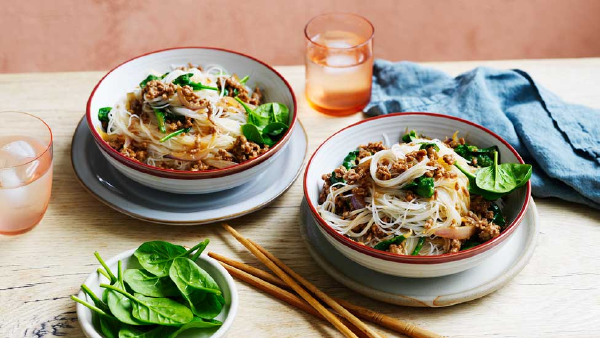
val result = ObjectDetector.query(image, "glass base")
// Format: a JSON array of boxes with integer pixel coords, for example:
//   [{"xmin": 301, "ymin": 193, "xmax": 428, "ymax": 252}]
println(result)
[{"xmin": 306, "ymin": 94, "xmax": 368, "ymax": 116}]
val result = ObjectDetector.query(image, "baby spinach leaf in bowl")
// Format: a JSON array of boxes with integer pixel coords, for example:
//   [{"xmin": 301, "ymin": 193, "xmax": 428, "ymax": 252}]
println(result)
[{"xmin": 124, "ymin": 269, "xmax": 180, "ymax": 298}]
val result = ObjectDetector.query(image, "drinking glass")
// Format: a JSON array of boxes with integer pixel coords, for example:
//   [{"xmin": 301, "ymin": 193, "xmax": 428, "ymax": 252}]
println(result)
[
  {"xmin": 305, "ymin": 13, "xmax": 374, "ymax": 115},
  {"xmin": 0, "ymin": 111, "xmax": 53, "ymax": 235}
]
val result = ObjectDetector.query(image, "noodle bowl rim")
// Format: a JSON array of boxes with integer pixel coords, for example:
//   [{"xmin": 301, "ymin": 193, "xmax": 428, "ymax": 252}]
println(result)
[
  {"xmin": 86, "ymin": 47, "xmax": 297, "ymax": 179},
  {"xmin": 303, "ymin": 112, "xmax": 531, "ymax": 264}
]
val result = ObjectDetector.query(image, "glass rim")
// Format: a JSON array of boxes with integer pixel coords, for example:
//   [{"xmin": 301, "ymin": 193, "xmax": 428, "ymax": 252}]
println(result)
[
  {"xmin": 304, "ymin": 12, "xmax": 375, "ymax": 51},
  {"xmin": 0, "ymin": 111, "xmax": 53, "ymax": 170}
]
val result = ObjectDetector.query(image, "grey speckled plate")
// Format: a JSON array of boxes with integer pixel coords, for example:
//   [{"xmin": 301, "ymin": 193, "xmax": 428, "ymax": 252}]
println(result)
[
  {"xmin": 71, "ymin": 118, "xmax": 307, "ymax": 225},
  {"xmin": 300, "ymin": 198, "xmax": 540, "ymax": 307}
]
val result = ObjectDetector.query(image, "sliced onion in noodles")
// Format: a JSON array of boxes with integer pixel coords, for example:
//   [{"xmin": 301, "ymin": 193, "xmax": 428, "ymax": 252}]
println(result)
[
  {"xmin": 434, "ymin": 225, "xmax": 476, "ymax": 240},
  {"xmin": 204, "ymin": 158, "xmax": 238, "ymax": 169}
]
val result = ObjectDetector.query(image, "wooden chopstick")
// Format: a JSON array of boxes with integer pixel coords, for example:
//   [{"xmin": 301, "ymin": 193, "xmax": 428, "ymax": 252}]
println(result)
[
  {"xmin": 209, "ymin": 251, "xmax": 444, "ymax": 338},
  {"xmin": 249, "ymin": 239, "xmax": 384, "ymax": 338},
  {"xmin": 217, "ymin": 261, "xmax": 371, "ymax": 338},
  {"xmin": 221, "ymin": 223, "xmax": 358, "ymax": 338},
  {"xmin": 208, "ymin": 251, "xmax": 290, "ymax": 289}
]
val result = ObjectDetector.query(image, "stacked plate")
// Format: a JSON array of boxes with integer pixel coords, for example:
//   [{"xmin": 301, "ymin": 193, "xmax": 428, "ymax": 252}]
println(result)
[
  {"xmin": 72, "ymin": 48, "xmax": 307, "ymax": 225},
  {"xmin": 300, "ymin": 113, "xmax": 540, "ymax": 306}
]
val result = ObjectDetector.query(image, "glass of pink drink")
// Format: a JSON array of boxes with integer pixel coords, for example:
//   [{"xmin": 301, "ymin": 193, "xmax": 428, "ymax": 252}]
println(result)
[
  {"xmin": 305, "ymin": 13, "xmax": 374, "ymax": 116},
  {"xmin": 0, "ymin": 111, "xmax": 53, "ymax": 235}
]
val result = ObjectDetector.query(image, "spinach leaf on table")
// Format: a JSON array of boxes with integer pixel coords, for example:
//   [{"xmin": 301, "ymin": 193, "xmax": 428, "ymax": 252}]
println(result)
[
  {"xmin": 101, "ymin": 284, "xmax": 194, "ymax": 326},
  {"xmin": 124, "ymin": 269, "xmax": 180, "ymax": 298}
]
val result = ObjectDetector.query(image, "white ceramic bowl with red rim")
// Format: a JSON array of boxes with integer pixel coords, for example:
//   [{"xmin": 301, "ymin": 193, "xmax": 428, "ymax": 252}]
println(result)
[
  {"xmin": 86, "ymin": 47, "xmax": 297, "ymax": 194},
  {"xmin": 303, "ymin": 113, "xmax": 531, "ymax": 278}
]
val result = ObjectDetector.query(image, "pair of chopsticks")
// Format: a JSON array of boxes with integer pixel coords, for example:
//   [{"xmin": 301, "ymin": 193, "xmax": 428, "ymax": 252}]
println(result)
[{"xmin": 220, "ymin": 224, "xmax": 443, "ymax": 338}]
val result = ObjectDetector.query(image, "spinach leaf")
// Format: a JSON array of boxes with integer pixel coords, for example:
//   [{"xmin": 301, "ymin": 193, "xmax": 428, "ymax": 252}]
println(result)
[
  {"xmin": 402, "ymin": 130, "xmax": 417, "ymax": 143},
  {"xmin": 461, "ymin": 239, "xmax": 481, "ymax": 251},
  {"xmin": 124, "ymin": 269, "xmax": 180, "ymax": 298},
  {"xmin": 153, "ymin": 109, "xmax": 166, "ymax": 133},
  {"xmin": 403, "ymin": 176, "xmax": 435, "ymax": 198},
  {"xmin": 101, "ymin": 284, "xmax": 194, "ymax": 326},
  {"xmin": 173, "ymin": 73, "xmax": 218, "ymax": 91},
  {"xmin": 455, "ymin": 152, "xmax": 532, "ymax": 200},
  {"xmin": 190, "ymin": 239, "xmax": 210, "ymax": 262},
  {"xmin": 489, "ymin": 202, "xmax": 506, "ymax": 227},
  {"xmin": 419, "ymin": 143, "xmax": 440, "ymax": 152},
  {"xmin": 235, "ymin": 97, "xmax": 290, "ymax": 146},
  {"xmin": 159, "ymin": 127, "xmax": 191, "ymax": 143},
  {"xmin": 169, "ymin": 257, "xmax": 223, "ymax": 318},
  {"xmin": 262, "ymin": 122, "xmax": 288, "ymax": 137},
  {"xmin": 342, "ymin": 150, "xmax": 359, "ymax": 169},
  {"xmin": 411, "ymin": 237, "xmax": 425, "ymax": 255},
  {"xmin": 329, "ymin": 170, "xmax": 345, "ymax": 184},
  {"xmin": 167, "ymin": 317, "xmax": 222, "ymax": 338},
  {"xmin": 134, "ymin": 240, "xmax": 208, "ymax": 277},
  {"xmin": 106, "ymin": 261, "xmax": 145, "ymax": 326},
  {"xmin": 169, "ymin": 257, "xmax": 221, "ymax": 296},
  {"xmin": 256, "ymin": 102, "xmax": 289, "ymax": 125},
  {"xmin": 241, "ymin": 124, "xmax": 264, "ymax": 144},
  {"xmin": 140, "ymin": 75, "xmax": 160, "ymax": 89},
  {"xmin": 454, "ymin": 144, "xmax": 499, "ymax": 167},
  {"xmin": 98, "ymin": 107, "xmax": 112, "ymax": 123},
  {"xmin": 374, "ymin": 235, "xmax": 406, "ymax": 251},
  {"xmin": 119, "ymin": 326, "xmax": 177, "ymax": 338},
  {"xmin": 188, "ymin": 293, "xmax": 225, "ymax": 320},
  {"xmin": 72, "ymin": 295, "xmax": 123, "ymax": 338},
  {"xmin": 80, "ymin": 284, "xmax": 124, "ymax": 338},
  {"xmin": 475, "ymin": 152, "xmax": 532, "ymax": 194}
]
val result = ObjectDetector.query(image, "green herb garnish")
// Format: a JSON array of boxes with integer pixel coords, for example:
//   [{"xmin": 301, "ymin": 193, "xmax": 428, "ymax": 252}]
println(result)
[
  {"xmin": 403, "ymin": 176, "xmax": 435, "ymax": 198},
  {"xmin": 342, "ymin": 150, "xmax": 360, "ymax": 169},
  {"xmin": 98, "ymin": 107, "xmax": 112, "ymax": 122},
  {"xmin": 374, "ymin": 235, "xmax": 406, "ymax": 251},
  {"xmin": 154, "ymin": 109, "xmax": 166, "ymax": 133},
  {"xmin": 419, "ymin": 143, "xmax": 440, "ymax": 152},
  {"xmin": 173, "ymin": 73, "xmax": 218, "ymax": 91},
  {"xmin": 159, "ymin": 127, "xmax": 191, "ymax": 143},
  {"xmin": 402, "ymin": 130, "xmax": 417, "ymax": 143},
  {"xmin": 411, "ymin": 237, "xmax": 426, "ymax": 255},
  {"xmin": 329, "ymin": 170, "xmax": 346, "ymax": 185}
]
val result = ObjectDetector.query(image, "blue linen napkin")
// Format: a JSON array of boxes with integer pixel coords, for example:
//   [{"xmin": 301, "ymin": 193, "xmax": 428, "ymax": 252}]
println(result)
[{"xmin": 365, "ymin": 60, "xmax": 600, "ymax": 209}]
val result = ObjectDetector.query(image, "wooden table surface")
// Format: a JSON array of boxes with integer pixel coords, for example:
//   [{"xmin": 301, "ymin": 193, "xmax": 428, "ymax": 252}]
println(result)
[{"xmin": 1, "ymin": 58, "xmax": 599, "ymax": 338}]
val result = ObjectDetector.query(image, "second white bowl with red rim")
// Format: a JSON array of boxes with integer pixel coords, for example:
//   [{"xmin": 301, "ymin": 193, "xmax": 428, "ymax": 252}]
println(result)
[
  {"xmin": 303, "ymin": 113, "xmax": 531, "ymax": 278},
  {"xmin": 86, "ymin": 47, "xmax": 297, "ymax": 194}
]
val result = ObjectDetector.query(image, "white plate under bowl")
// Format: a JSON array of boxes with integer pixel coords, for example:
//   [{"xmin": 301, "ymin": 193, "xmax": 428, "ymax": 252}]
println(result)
[
  {"xmin": 76, "ymin": 249, "xmax": 238, "ymax": 338},
  {"xmin": 300, "ymin": 198, "xmax": 540, "ymax": 307},
  {"xmin": 71, "ymin": 118, "xmax": 307, "ymax": 225}
]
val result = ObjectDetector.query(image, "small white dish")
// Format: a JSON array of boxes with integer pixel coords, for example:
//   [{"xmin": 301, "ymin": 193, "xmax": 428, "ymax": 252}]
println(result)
[
  {"xmin": 71, "ymin": 118, "xmax": 307, "ymax": 225},
  {"xmin": 86, "ymin": 47, "xmax": 298, "ymax": 194},
  {"xmin": 300, "ymin": 198, "xmax": 540, "ymax": 307},
  {"xmin": 303, "ymin": 113, "xmax": 531, "ymax": 277},
  {"xmin": 76, "ymin": 248, "xmax": 238, "ymax": 338}
]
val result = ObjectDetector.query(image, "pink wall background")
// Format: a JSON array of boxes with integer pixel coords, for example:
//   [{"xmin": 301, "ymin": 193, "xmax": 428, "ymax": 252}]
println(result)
[{"xmin": 2, "ymin": 0, "xmax": 600, "ymax": 73}]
